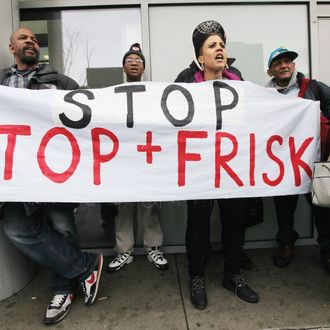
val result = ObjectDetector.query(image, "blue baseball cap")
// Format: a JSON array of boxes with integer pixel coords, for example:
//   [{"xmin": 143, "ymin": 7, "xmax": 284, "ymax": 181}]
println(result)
[{"xmin": 268, "ymin": 46, "xmax": 298, "ymax": 68}]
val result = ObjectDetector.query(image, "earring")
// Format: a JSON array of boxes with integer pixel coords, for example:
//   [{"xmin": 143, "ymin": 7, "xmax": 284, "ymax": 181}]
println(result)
[{"xmin": 200, "ymin": 62, "xmax": 204, "ymax": 71}]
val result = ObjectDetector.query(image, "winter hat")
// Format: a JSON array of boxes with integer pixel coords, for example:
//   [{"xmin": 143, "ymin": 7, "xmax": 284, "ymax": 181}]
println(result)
[
  {"xmin": 268, "ymin": 46, "xmax": 298, "ymax": 68},
  {"xmin": 192, "ymin": 20, "xmax": 226, "ymax": 59},
  {"xmin": 122, "ymin": 43, "xmax": 145, "ymax": 68}
]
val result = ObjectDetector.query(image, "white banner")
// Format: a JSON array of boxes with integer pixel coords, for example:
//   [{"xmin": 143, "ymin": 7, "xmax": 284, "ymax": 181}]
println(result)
[{"xmin": 0, "ymin": 81, "xmax": 320, "ymax": 202}]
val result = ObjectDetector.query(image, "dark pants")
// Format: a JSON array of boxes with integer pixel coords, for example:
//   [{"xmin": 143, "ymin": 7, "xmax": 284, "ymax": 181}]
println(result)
[
  {"xmin": 100, "ymin": 203, "xmax": 118, "ymax": 227},
  {"xmin": 274, "ymin": 195, "xmax": 300, "ymax": 246},
  {"xmin": 100, "ymin": 203, "xmax": 118, "ymax": 221},
  {"xmin": 186, "ymin": 198, "xmax": 247, "ymax": 277},
  {"xmin": 274, "ymin": 194, "xmax": 330, "ymax": 252}
]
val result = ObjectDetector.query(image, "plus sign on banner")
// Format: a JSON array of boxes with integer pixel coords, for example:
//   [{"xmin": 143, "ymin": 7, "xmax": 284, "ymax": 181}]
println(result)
[{"xmin": 0, "ymin": 81, "xmax": 320, "ymax": 202}]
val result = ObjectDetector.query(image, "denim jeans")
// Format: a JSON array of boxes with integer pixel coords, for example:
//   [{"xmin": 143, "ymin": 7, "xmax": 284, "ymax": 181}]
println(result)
[
  {"xmin": 45, "ymin": 205, "xmax": 79, "ymax": 294},
  {"xmin": 3, "ymin": 203, "xmax": 97, "ymax": 293}
]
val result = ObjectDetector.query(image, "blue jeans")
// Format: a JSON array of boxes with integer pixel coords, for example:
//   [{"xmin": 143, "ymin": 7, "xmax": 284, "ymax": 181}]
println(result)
[
  {"xmin": 45, "ymin": 205, "xmax": 79, "ymax": 294},
  {"xmin": 3, "ymin": 203, "xmax": 97, "ymax": 293}
]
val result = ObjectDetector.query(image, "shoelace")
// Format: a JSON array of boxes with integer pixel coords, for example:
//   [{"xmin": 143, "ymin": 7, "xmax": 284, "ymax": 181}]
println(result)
[
  {"xmin": 148, "ymin": 249, "xmax": 164, "ymax": 261},
  {"xmin": 191, "ymin": 277, "xmax": 205, "ymax": 292},
  {"xmin": 115, "ymin": 252, "xmax": 131, "ymax": 263},
  {"xmin": 233, "ymin": 273, "xmax": 247, "ymax": 287},
  {"xmin": 81, "ymin": 275, "xmax": 90, "ymax": 294},
  {"xmin": 49, "ymin": 294, "xmax": 68, "ymax": 308},
  {"xmin": 81, "ymin": 282, "xmax": 86, "ymax": 294}
]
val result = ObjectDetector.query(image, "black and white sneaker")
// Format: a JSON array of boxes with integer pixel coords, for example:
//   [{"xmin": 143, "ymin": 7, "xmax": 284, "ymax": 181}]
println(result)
[
  {"xmin": 147, "ymin": 247, "xmax": 169, "ymax": 270},
  {"xmin": 107, "ymin": 251, "xmax": 133, "ymax": 272},
  {"xmin": 44, "ymin": 293, "xmax": 74, "ymax": 325}
]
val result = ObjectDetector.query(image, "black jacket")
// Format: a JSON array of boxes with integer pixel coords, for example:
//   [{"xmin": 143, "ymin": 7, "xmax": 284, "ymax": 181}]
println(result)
[
  {"xmin": 0, "ymin": 63, "xmax": 79, "ymax": 90},
  {"xmin": 297, "ymin": 72, "xmax": 330, "ymax": 159},
  {"xmin": 297, "ymin": 71, "xmax": 330, "ymax": 119},
  {"xmin": 174, "ymin": 59, "xmax": 243, "ymax": 83}
]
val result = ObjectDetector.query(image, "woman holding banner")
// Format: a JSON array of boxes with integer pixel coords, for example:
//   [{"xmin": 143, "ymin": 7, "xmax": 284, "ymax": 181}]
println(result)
[{"xmin": 175, "ymin": 20, "xmax": 259, "ymax": 310}]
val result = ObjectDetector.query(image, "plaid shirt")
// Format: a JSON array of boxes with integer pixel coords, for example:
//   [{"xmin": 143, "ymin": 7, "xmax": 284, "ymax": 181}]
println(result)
[{"xmin": 2, "ymin": 66, "xmax": 38, "ymax": 88}]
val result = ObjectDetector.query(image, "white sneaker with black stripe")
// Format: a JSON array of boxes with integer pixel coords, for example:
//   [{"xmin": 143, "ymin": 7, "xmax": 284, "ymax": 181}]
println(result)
[
  {"xmin": 107, "ymin": 251, "xmax": 133, "ymax": 272},
  {"xmin": 44, "ymin": 293, "xmax": 74, "ymax": 325},
  {"xmin": 147, "ymin": 247, "xmax": 169, "ymax": 270}
]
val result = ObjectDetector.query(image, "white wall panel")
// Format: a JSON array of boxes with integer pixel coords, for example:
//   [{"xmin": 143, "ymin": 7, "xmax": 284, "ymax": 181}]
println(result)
[
  {"xmin": 318, "ymin": 18, "xmax": 330, "ymax": 86},
  {"xmin": 0, "ymin": 0, "xmax": 19, "ymax": 69}
]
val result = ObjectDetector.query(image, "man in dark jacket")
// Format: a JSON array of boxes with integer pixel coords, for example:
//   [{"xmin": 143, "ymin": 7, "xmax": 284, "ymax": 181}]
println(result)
[
  {"xmin": 0, "ymin": 27, "xmax": 103, "ymax": 325},
  {"xmin": 266, "ymin": 46, "xmax": 330, "ymax": 272}
]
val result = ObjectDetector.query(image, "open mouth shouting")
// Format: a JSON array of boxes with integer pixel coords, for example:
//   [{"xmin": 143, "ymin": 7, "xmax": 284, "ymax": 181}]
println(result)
[
  {"xmin": 215, "ymin": 53, "xmax": 224, "ymax": 62},
  {"xmin": 24, "ymin": 45, "xmax": 38, "ymax": 56}
]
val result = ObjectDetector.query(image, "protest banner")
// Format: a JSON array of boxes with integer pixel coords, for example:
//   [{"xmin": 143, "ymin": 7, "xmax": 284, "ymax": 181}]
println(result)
[{"xmin": 0, "ymin": 80, "xmax": 320, "ymax": 202}]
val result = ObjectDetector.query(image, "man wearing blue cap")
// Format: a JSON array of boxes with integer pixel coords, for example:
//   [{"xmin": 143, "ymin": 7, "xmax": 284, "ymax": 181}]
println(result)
[
  {"xmin": 267, "ymin": 47, "xmax": 298, "ymax": 94},
  {"xmin": 266, "ymin": 46, "xmax": 330, "ymax": 272}
]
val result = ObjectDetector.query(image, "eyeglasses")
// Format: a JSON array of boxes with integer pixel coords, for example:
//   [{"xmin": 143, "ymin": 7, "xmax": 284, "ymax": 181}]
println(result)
[{"xmin": 125, "ymin": 58, "xmax": 143, "ymax": 64}]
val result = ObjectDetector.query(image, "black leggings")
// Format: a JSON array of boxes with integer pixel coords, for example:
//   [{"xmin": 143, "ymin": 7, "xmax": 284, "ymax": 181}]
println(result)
[{"xmin": 186, "ymin": 198, "xmax": 247, "ymax": 277}]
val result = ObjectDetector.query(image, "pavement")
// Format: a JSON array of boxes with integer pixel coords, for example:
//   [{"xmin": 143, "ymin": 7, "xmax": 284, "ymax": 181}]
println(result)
[{"xmin": 1, "ymin": 245, "xmax": 330, "ymax": 330}]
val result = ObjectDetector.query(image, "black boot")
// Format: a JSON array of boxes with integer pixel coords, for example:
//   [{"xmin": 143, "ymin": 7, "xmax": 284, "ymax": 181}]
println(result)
[
  {"xmin": 223, "ymin": 272, "xmax": 259, "ymax": 303},
  {"xmin": 273, "ymin": 245, "xmax": 295, "ymax": 268},
  {"xmin": 190, "ymin": 275, "xmax": 207, "ymax": 310}
]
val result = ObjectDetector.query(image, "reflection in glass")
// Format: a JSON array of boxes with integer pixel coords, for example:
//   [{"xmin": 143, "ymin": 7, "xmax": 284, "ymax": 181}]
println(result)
[{"xmin": 61, "ymin": 8, "xmax": 141, "ymax": 87}]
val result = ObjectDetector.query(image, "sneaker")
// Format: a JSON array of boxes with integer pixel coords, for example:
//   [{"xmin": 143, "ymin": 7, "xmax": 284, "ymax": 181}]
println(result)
[
  {"xmin": 44, "ymin": 293, "xmax": 74, "ymax": 325},
  {"xmin": 107, "ymin": 251, "xmax": 133, "ymax": 273},
  {"xmin": 190, "ymin": 275, "xmax": 207, "ymax": 310},
  {"xmin": 81, "ymin": 254, "xmax": 103, "ymax": 306},
  {"xmin": 147, "ymin": 247, "xmax": 169, "ymax": 270}
]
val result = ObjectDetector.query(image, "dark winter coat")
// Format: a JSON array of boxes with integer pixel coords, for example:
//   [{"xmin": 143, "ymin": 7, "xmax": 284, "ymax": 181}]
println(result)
[{"xmin": 297, "ymin": 71, "xmax": 330, "ymax": 159}]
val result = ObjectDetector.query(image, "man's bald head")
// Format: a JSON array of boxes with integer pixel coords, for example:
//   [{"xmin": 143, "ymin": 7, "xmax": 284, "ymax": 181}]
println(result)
[{"xmin": 9, "ymin": 27, "xmax": 40, "ymax": 70}]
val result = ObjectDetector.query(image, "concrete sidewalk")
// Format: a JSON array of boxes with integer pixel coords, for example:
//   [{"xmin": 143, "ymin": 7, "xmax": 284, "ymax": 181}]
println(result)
[{"xmin": 1, "ymin": 246, "xmax": 330, "ymax": 330}]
